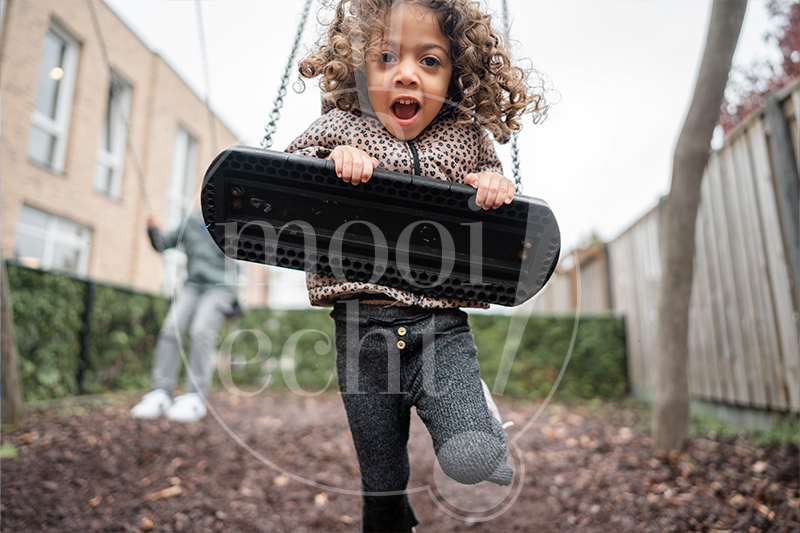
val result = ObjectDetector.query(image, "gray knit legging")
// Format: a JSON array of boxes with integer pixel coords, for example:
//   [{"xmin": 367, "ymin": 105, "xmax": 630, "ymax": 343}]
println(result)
[{"xmin": 331, "ymin": 300, "xmax": 513, "ymax": 533}]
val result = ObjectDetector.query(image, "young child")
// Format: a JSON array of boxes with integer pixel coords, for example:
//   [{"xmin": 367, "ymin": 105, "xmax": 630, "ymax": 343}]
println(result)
[{"xmin": 286, "ymin": 1, "xmax": 545, "ymax": 530}]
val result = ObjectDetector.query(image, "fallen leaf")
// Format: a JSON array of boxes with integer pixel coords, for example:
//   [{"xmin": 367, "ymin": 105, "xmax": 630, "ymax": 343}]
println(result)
[
  {"xmin": 88, "ymin": 495, "xmax": 102, "ymax": 507},
  {"xmin": 18, "ymin": 432, "xmax": 39, "ymax": 444},
  {"xmin": 274, "ymin": 474, "xmax": 290, "ymax": 487},
  {"xmin": 751, "ymin": 461, "xmax": 768, "ymax": 474},
  {"xmin": 149, "ymin": 486, "xmax": 182, "ymax": 501},
  {"xmin": 729, "ymin": 493, "xmax": 747, "ymax": 510},
  {"xmin": 340, "ymin": 515, "xmax": 355, "ymax": 525},
  {"xmin": 314, "ymin": 493, "xmax": 328, "ymax": 507},
  {"xmin": 142, "ymin": 517, "xmax": 154, "ymax": 531}
]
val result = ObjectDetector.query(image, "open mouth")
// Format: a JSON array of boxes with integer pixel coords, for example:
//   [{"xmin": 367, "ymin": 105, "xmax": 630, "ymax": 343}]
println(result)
[{"xmin": 391, "ymin": 98, "xmax": 421, "ymax": 122}]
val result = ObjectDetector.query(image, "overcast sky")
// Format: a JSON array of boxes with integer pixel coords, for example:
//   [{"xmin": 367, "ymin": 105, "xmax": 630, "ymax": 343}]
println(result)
[
  {"xmin": 103, "ymin": 0, "xmax": 780, "ymax": 251},
  {"xmin": 98, "ymin": 0, "xmax": 782, "ymax": 308}
]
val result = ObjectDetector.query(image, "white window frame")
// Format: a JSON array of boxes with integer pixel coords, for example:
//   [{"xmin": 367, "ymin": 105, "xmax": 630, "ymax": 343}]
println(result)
[
  {"xmin": 166, "ymin": 125, "xmax": 199, "ymax": 228},
  {"xmin": 94, "ymin": 71, "xmax": 132, "ymax": 200},
  {"xmin": 15, "ymin": 205, "xmax": 92, "ymax": 276},
  {"xmin": 160, "ymin": 126, "xmax": 199, "ymax": 295},
  {"xmin": 28, "ymin": 20, "xmax": 80, "ymax": 173}
]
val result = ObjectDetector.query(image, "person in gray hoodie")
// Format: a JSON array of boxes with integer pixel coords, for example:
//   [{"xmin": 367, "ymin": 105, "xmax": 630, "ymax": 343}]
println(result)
[{"xmin": 131, "ymin": 209, "xmax": 238, "ymax": 422}]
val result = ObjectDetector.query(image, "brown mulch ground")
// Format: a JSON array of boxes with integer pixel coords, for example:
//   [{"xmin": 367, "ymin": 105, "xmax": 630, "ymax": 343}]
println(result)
[{"xmin": 1, "ymin": 389, "xmax": 797, "ymax": 533}]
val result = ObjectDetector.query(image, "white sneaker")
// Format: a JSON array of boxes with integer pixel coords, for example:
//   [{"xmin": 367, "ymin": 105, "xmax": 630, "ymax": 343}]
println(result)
[
  {"xmin": 481, "ymin": 379, "xmax": 513, "ymax": 429},
  {"xmin": 131, "ymin": 389, "xmax": 172, "ymax": 419},
  {"xmin": 164, "ymin": 393, "xmax": 207, "ymax": 422}
]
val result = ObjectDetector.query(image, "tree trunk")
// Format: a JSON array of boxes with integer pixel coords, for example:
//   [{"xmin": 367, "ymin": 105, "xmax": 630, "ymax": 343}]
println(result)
[
  {"xmin": 653, "ymin": 0, "xmax": 747, "ymax": 453},
  {"xmin": 1, "ymin": 258, "xmax": 24, "ymax": 426}
]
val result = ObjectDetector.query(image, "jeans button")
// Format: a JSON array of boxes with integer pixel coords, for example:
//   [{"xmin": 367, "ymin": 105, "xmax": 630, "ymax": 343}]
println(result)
[
  {"xmin": 398, "ymin": 327, "xmax": 407, "ymax": 336},
  {"xmin": 397, "ymin": 340, "xmax": 406, "ymax": 350}
]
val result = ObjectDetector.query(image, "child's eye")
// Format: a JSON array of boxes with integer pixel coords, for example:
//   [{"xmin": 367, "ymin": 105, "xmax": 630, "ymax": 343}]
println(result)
[
  {"xmin": 422, "ymin": 56, "xmax": 440, "ymax": 68},
  {"xmin": 380, "ymin": 52, "xmax": 396, "ymax": 63}
]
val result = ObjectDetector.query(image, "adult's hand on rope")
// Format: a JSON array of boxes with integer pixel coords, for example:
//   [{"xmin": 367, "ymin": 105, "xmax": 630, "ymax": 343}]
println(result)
[
  {"xmin": 327, "ymin": 146, "xmax": 379, "ymax": 185},
  {"xmin": 465, "ymin": 172, "xmax": 515, "ymax": 210}
]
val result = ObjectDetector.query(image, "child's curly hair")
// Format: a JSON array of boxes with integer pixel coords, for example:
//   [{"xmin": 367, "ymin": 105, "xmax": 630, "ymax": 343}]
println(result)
[{"xmin": 299, "ymin": 0, "xmax": 547, "ymax": 143}]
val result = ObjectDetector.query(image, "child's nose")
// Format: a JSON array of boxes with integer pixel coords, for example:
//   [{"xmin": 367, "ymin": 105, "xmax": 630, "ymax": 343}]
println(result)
[{"xmin": 393, "ymin": 58, "xmax": 419, "ymax": 86}]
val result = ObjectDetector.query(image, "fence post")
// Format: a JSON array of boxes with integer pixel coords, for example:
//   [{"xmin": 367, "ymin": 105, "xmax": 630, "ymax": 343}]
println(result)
[
  {"xmin": 764, "ymin": 95, "xmax": 800, "ymax": 311},
  {"xmin": 77, "ymin": 281, "xmax": 95, "ymax": 395}
]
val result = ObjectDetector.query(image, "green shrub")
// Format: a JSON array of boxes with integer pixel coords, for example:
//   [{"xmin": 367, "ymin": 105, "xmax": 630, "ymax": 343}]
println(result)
[
  {"xmin": 218, "ymin": 309, "xmax": 337, "ymax": 394},
  {"xmin": 471, "ymin": 314, "xmax": 627, "ymax": 400},
  {"xmin": 83, "ymin": 285, "xmax": 169, "ymax": 394},
  {"xmin": 7, "ymin": 262, "xmax": 627, "ymax": 402},
  {"xmin": 7, "ymin": 264, "xmax": 86, "ymax": 401},
  {"xmin": 219, "ymin": 310, "xmax": 627, "ymax": 401}
]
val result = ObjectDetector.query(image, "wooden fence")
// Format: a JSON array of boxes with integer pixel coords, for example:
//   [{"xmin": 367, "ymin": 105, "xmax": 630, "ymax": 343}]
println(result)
[{"xmin": 608, "ymin": 80, "xmax": 800, "ymax": 412}]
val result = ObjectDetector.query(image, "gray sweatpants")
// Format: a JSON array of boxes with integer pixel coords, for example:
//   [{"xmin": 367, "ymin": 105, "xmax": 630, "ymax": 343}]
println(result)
[
  {"xmin": 331, "ymin": 299, "xmax": 513, "ymax": 533},
  {"xmin": 152, "ymin": 285, "xmax": 235, "ymax": 394}
]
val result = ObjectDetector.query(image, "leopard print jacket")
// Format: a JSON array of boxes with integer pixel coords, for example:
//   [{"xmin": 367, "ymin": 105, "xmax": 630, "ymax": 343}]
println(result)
[{"xmin": 286, "ymin": 107, "xmax": 503, "ymax": 309}]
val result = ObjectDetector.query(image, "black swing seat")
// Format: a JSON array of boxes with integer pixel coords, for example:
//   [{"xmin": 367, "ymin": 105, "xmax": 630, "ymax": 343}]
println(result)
[{"xmin": 201, "ymin": 146, "xmax": 560, "ymax": 306}]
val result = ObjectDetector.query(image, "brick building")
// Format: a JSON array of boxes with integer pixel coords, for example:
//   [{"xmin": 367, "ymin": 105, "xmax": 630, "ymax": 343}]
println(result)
[{"xmin": 0, "ymin": 0, "xmax": 268, "ymax": 304}]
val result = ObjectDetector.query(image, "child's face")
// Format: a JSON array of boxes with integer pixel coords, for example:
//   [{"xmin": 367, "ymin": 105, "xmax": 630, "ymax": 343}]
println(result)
[{"xmin": 365, "ymin": 3, "xmax": 452, "ymax": 141}]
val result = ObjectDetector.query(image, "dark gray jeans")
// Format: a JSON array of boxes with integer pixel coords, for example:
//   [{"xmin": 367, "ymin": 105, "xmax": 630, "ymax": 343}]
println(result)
[
  {"xmin": 331, "ymin": 300, "xmax": 513, "ymax": 533},
  {"xmin": 152, "ymin": 285, "xmax": 235, "ymax": 394}
]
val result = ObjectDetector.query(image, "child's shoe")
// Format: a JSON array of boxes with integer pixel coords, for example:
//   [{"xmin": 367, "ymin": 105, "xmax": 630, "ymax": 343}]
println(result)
[
  {"xmin": 164, "ymin": 393, "xmax": 207, "ymax": 422},
  {"xmin": 131, "ymin": 389, "xmax": 172, "ymax": 419}
]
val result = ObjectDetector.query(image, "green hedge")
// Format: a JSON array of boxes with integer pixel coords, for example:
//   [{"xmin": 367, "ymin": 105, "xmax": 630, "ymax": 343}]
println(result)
[
  {"xmin": 8, "ymin": 264, "xmax": 87, "ymax": 400},
  {"xmin": 220, "ymin": 310, "xmax": 627, "ymax": 400},
  {"xmin": 8, "ymin": 264, "xmax": 627, "ymax": 401},
  {"xmin": 83, "ymin": 284, "xmax": 170, "ymax": 394},
  {"xmin": 470, "ymin": 314, "xmax": 627, "ymax": 399},
  {"xmin": 7, "ymin": 264, "xmax": 169, "ymax": 401}
]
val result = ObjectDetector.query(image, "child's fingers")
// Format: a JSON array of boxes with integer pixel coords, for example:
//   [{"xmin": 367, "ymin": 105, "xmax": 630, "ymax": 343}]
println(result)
[
  {"xmin": 350, "ymin": 154, "xmax": 364, "ymax": 184},
  {"xmin": 482, "ymin": 176, "xmax": 501, "ymax": 210},
  {"xmin": 361, "ymin": 156, "xmax": 374, "ymax": 183},
  {"xmin": 474, "ymin": 179, "xmax": 488, "ymax": 208},
  {"xmin": 331, "ymin": 150, "xmax": 343, "ymax": 178},
  {"xmin": 341, "ymin": 149, "xmax": 354, "ymax": 182},
  {"xmin": 491, "ymin": 177, "xmax": 510, "ymax": 209}
]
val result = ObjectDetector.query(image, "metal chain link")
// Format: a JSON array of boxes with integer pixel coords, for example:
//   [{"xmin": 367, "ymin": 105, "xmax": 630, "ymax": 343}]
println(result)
[
  {"xmin": 86, "ymin": 0, "xmax": 153, "ymax": 211},
  {"xmin": 501, "ymin": 0, "xmax": 523, "ymax": 193},
  {"xmin": 262, "ymin": 0, "xmax": 314, "ymax": 149}
]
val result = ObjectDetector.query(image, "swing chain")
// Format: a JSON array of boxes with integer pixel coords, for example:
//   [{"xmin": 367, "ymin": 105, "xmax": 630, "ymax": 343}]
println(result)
[
  {"xmin": 262, "ymin": 0, "xmax": 314, "ymax": 149},
  {"xmin": 501, "ymin": 0, "xmax": 522, "ymax": 194}
]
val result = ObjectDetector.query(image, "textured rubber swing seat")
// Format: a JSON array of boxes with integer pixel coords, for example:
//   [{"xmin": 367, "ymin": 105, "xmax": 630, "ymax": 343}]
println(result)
[{"xmin": 201, "ymin": 146, "xmax": 560, "ymax": 307}]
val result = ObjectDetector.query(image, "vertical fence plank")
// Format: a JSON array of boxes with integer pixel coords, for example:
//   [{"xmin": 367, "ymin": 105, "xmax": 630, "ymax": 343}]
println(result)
[
  {"xmin": 697, "ymin": 208, "xmax": 724, "ymax": 401},
  {"xmin": 734, "ymin": 135, "xmax": 787, "ymax": 409},
  {"xmin": 688, "ymin": 264, "xmax": 709, "ymax": 399},
  {"xmin": 700, "ymin": 173, "xmax": 739, "ymax": 404},
  {"xmin": 707, "ymin": 154, "xmax": 751, "ymax": 405},
  {"xmin": 748, "ymin": 120, "xmax": 800, "ymax": 410},
  {"xmin": 610, "ymin": 228, "xmax": 648, "ymax": 398},
  {"xmin": 720, "ymin": 146, "xmax": 769, "ymax": 407},
  {"xmin": 692, "ymin": 201, "xmax": 721, "ymax": 400}
]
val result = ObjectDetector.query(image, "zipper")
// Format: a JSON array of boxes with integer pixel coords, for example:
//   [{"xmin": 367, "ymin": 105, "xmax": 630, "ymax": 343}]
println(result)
[{"xmin": 407, "ymin": 140, "xmax": 421, "ymax": 176}]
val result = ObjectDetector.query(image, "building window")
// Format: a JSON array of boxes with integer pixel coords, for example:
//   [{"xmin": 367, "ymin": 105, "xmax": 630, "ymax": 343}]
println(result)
[
  {"xmin": 167, "ymin": 126, "xmax": 199, "ymax": 227},
  {"xmin": 27, "ymin": 21, "xmax": 80, "ymax": 172},
  {"xmin": 94, "ymin": 72, "xmax": 131, "ymax": 200},
  {"xmin": 15, "ymin": 205, "xmax": 92, "ymax": 276},
  {"xmin": 160, "ymin": 126, "xmax": 199, "ymax": 294}
]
